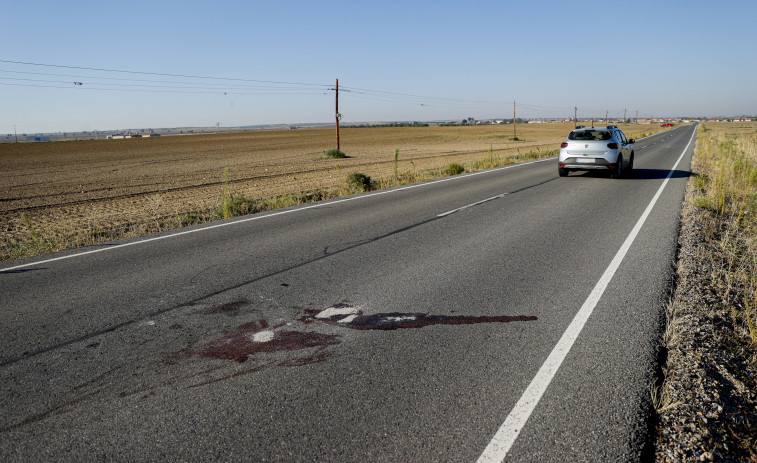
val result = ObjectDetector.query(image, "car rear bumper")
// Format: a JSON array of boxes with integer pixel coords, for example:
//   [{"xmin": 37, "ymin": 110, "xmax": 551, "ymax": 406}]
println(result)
[{"xmin": 559, "ymin": 157, "xmax": 613, "ymax": 170}]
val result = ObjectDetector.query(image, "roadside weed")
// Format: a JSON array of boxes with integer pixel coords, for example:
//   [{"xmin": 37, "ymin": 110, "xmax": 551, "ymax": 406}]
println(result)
[{"xmin": 690, "ymin": 122, "xmax": 757, "ymax": 351}]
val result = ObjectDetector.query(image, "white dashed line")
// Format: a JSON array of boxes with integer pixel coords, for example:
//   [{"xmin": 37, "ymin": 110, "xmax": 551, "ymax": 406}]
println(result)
[{"xmin": 437, "ymin": 193, "xmax": 509, "ymax": 217}]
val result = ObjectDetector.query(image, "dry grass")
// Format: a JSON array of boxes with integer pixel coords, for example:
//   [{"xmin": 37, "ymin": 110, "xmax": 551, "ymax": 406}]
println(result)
[
  {"xmin": 690, "ymin": 122, "xmax": 757, "ymax": 351},
  {"xmin": 653, "ymin": 122, "xmax": 757, "ymax": 460},
  {"xmin": 0, "ymin": 122, "xmax": 666, "ymax": 262}
]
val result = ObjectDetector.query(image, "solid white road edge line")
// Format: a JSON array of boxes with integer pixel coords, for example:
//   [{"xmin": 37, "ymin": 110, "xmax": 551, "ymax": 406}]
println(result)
[
  {"xmin": 476, "ymin": 125, "xmax": 697, "ymax": 463},
  {"xmin": 1, "ymin": 157, "xmax": 554, "ymax": 273}
]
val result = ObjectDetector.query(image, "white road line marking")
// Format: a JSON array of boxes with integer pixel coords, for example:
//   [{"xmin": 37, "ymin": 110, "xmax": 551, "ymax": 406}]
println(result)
[
  {"xmin": 1, "ymin": 157, "xmax": 554, "ymax": 273},
  {"xmin": 437, "ymin": 193, "xmax": 509, "ymax": 217},
  {"xmin": 476, "ymin": 125, "xmax": 697, "ymax": 463},
  {"xmin": 316, "ymin": 306, "xmax": 359, "ymax": 319}
]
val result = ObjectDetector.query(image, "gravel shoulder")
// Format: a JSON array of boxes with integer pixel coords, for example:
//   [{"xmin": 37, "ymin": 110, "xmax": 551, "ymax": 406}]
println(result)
[{"xmin": 655, "ymin": 183, "xmax": 757, "ymax": 461}]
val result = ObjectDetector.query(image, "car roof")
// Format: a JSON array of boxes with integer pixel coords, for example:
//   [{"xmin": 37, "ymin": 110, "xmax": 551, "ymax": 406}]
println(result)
[{"xmin": 571, "ymin": 126, "xmax": 614, "ymax": 132}]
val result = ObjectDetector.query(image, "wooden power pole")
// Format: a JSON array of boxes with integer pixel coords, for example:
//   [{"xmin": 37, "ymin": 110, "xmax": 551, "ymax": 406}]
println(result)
[
  {"xmin": 513, "ymin": 99, "xmax": 516, "ymax": 139},
  {"xmin": 335, "ymin": 78, "xmax": 340, "ymax": 151}
]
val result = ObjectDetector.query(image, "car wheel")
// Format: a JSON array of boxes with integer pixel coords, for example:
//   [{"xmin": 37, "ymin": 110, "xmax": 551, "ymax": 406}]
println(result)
[
  {"xmin": 558, "ymin": 167, "xmax": 568, "ymax": 177},
  {"xmin": 611, "ymin": 155, "xmax": 623, "ymax": 179},
  {"xmin": 625, "ymin": 153, "xmax": 634, "ymax": 177}
]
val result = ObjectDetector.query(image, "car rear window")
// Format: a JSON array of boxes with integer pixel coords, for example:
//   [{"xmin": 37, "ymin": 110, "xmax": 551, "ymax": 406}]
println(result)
[{"xmin": 568, "ymin": 130, "xmax": 612, "ymax": 141}]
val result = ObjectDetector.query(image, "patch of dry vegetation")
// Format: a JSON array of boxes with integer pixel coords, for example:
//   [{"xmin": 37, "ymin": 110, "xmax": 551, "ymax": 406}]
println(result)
[
  {"xmin": 656, "ymin": 122, "xmax": 757, "ymax": 461},
  {"xmin": 691, "ymin": 123, "xmax": 757, "ymax": 348}
]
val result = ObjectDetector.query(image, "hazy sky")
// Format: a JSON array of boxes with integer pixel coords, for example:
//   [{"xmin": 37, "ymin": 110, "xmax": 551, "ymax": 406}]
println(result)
[{"xmin": 2, "ymin": 0, "xmax": 755, "ymax": 133}]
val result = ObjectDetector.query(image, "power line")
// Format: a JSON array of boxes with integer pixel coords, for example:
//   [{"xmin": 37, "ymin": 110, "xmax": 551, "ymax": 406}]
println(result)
[
  {"xmin": 1, "ymin": 59, "xmax": 635, "ymax": 119},
  {"xmin": 0, "ymin": 81, "xmax": 327, "ymax": 96},
  {"xmin": 0, "ymin": 69, "xmax": 328, "ymax": 91},
  {"xmin": 0, "ymin": 59, "xmax": 331, "ymax": 88}
]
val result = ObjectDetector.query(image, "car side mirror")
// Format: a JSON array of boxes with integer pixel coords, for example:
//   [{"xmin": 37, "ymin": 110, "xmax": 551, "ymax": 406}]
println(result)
[{"xmin": 629, "ymin": 139, "xmax": 636, "ymax": 144}]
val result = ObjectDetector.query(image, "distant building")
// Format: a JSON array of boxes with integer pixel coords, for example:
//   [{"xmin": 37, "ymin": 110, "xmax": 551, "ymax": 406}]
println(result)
[{"xmin": 108, "ymin": 133, "xmax": 160, "ymax": 139}]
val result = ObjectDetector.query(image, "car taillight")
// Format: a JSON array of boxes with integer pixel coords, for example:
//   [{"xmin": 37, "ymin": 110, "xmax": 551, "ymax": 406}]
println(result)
[
  {"xmin": 607, "ymin": 142, "xmax": 619, "ymax": 149},
  {"xmin": 561, "ymin": 142, "xmax": 568, "ymax": 148}
]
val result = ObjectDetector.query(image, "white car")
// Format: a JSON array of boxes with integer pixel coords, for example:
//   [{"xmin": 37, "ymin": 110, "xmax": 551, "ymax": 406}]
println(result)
[{"xmin": 558, "ymin": 126, "xmax": 635, "ymax": 178}]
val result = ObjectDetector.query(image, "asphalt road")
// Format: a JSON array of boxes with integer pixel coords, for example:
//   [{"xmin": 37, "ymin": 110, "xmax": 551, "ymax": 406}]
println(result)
[{"xmin": 1, "ymin": 124, "xmax": 697, "ymax": 462}]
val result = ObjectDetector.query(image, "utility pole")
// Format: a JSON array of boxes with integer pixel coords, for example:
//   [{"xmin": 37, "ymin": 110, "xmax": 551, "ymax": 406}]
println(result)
[
  {"xmin": 574, "ymin": 106, "xmax": 577, "ymax": 127},
  {"xmin": 513, "ymin": 99, "xmax": 516, "ymax": 139},
  {"xmin": 635, "ymin": 110, "xmax": 639, "ymax": 123},
  {"xmin": 605, "ymin": 110, "xmax": 608, "ymax": 125},
  {"xmin": 335, "ymin": 78, "xmax": 340, "ymax": 151},
  {"xmin": 623, "ymin": 108, "xmax": 627, "ymax": 122}
]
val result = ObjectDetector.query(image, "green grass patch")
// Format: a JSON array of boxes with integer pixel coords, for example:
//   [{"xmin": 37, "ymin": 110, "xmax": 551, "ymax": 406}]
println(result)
[
  {"xmin": 346, "ymin": 172, "xmax": 374, "ymax": 193},
  {"xmin": 177, "ymin": 213, "xmax": 204, "ymax": 227},
  {"xmin": 444, "ymin": 163, "xmax": 465, "ymax": 176},
  {"xmin": 324, "ymin": 148, "xmax": 347, "ymax": 159}
]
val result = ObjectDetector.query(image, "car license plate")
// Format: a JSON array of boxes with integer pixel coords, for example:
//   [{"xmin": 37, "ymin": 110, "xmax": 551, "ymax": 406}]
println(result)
[{"xmin": 576, "ymin": 158, "xmax": 595, "ymax": 164}]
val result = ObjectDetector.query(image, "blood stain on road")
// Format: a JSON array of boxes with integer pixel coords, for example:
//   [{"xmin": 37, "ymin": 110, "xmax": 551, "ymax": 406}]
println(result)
[
  {"xmin": 195, "ymin": 305, "xmax": 536, "ymax": 365},
  {"xmin": 308, "ymin": 306, "xmax": 537, "ymax": 331},
  {"xmin": 197, "ymin": 320, "xmax": 341, "ymax": 363}
]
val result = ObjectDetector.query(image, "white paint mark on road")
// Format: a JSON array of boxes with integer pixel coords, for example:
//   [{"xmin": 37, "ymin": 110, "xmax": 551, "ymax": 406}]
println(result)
[
  {"xmin": 316, "ymin": 306, "xmax": 359, "ymax": 319},
  {"xmin": 251, "ymin": 331, "xmax": 275, "ymax": 343},
  {"xmin": 476, "ymin": 124, "xmax": 697, "ymax": 463},
  {"xmin": 437, "ymin": 193, "xmax": 509, "ymax": 217}
]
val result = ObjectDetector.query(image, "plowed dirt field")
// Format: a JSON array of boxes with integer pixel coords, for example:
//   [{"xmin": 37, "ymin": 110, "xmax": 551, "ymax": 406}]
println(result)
[{"xmin": 1, "ymin": 123, "xmax": 661, "ymax": 260}]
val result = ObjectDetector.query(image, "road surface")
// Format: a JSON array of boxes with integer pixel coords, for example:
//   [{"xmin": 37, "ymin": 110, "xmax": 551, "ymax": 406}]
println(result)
[{"xmin": 1, "ymin": 124, "xmax": 697, "ymax": 461}]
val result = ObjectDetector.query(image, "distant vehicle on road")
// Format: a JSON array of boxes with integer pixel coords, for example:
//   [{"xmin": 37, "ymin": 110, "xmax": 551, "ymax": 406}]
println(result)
[
  {"xmin": 558, "ymin": 126, "xmax": 635, "ymax": 178},
  {"xmin": 660, "ymin": 123, "xmax": 674, "ymax": 127}
]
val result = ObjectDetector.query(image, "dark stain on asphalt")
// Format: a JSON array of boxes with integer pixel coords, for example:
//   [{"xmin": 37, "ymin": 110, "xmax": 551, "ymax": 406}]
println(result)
[
  {"xmin": 197, "ymin": 320, "xmax": 341, "ymax": 363},
  {"xmin": 195, "ymin": 304, "xmax": 535, "ymax": 365},
  {"xmin": 318, "ymin": 311, "xmax": 538, "ymax": 330}
]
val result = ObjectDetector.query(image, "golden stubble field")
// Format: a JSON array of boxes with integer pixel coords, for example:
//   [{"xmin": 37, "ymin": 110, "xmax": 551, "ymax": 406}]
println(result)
[{"xmin": 0, "ymin": 122, "xmax": 664, "ymax": 260}]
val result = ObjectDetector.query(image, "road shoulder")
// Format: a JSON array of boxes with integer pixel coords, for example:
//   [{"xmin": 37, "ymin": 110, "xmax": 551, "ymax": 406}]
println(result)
[{"xmin": 655, "ymin": 184, "xmax": 757, "ymax": 461}]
